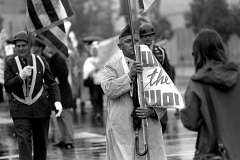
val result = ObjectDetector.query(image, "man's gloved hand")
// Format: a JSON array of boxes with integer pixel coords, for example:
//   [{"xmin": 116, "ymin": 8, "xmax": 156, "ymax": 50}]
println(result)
[
  {"xmin": 54, "ymin": 101, "xmax": 63, "ymax": 117},
  {"xmin": 20, "ymin": 66, "xmax": 34, "ymax": 80}
]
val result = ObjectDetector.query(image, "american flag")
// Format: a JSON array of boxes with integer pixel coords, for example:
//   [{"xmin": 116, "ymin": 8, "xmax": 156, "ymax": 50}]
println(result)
[{"xmin": 26, "ymin": 0, "xmax": 74, "ymax": 57}]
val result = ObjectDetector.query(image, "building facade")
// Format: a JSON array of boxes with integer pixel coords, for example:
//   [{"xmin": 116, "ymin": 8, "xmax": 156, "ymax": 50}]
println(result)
[{"xmin": 0, "ymin": 0, "xmax": 25, "ymax": 37}]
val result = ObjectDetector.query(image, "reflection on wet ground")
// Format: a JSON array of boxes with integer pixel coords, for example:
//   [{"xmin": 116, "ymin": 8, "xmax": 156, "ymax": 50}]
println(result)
[{"xmin": 0, "ymin": 101, "xmax": 197, "ymax": 160}]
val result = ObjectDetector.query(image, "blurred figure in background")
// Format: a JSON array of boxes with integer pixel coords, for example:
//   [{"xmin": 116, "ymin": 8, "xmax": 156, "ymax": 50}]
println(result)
[
  {"xmin": 32, "ymin": 40, "xmax": 62, "ymax": 144},
  {"xmin": 181, "ymin": 28, "xmax": 240, "ymax": 160},
  {"xmin": 69, "ymin": 40, "xmax": 89, "ymax": 114},
  {"xmin": 32, "ymin": 39, "xmax": 45, "ymax": 57},
  {"xmin": 83, "ymin": 41, "xmax": 104, "ymax": 123},
  {"xmin": 139, "ymin": 23, "xmax": 175, "ymax": 134},
  {"xmin": 45, "ymin": 46, "xmax": 74, "ymax": 149}
]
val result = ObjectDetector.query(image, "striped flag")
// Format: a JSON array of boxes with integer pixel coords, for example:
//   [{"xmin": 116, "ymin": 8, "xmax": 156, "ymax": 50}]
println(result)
[
  {"xmin": 36, "ymin": 23, "xmax": 68, "ymax": 57},
  {"xmin": 138, "ymin": 45, "xmax": 184, "ymax": 109},
  {"xmin": 141, "ymin": 0, "xmax": 161, "ymax": 13},
  {"xmin": 27, "ymin": 0, "xmax": 74, "ymax": 34},
  {"xmin": 26, "ymin": 0, "xmax": 74, "ymax": 58}
]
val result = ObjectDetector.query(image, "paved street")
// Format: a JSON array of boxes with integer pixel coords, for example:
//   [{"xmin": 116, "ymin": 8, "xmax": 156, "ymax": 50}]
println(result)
[
  {"xmin": 0, "ymin": 104, "xmax": 197, "ymax": 160},
  {"xmin": 0, "ymin": 73, "xmax": 198, "ymax": 160}
]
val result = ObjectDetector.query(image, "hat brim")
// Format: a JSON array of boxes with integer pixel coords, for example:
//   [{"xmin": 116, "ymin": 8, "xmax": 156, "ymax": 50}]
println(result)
[
  {"xmin": 13, "ymin": 38, "xmax": 28, "ymax": 44},
  {"xmin": 140, "ymin": 32, "xmax": 155, "ymax": 37}
]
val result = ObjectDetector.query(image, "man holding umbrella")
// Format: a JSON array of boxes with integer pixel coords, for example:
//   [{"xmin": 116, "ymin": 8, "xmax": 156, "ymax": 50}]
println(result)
[{"xmin": 101, "ymin": 25, "xmax": 167, "ymax": 160}]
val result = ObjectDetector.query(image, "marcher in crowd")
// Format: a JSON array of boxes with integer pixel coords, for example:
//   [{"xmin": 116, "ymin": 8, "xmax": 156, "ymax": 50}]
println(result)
[
  {"xmin": 31, "ymin": 39, "xmax": 45, "ymax": 56},
  {"xmin": 139, "ymin": 22, "xmax": 175, "ymax": 133},
  {"xmin": 101, "ymin": 25, "xmax": 167, "ymax": 160},
  {"xmin": 69, "ymin": 40, "xmax": 88, "ymax": 114},
  {"xmin": 31, "ymin": 40, "xmax": 62, "ymax": 143},
  {"xmin": 181, "ymin": 28, "xmax": 240, "ymax": 160},
  {"xmin": 4, "ymin": 31, "xmax": 63, "ymax": 160},
  {"xmin": 83, "ymin": 41, "xmax": 104, "ymax": 122},
  {"xmin": 44, "ymin": 46, "xmax": 74, "ymax": 149},
  {"xmin": 80, "ymin": 39, "xmax": 95, "ymax": 114}
]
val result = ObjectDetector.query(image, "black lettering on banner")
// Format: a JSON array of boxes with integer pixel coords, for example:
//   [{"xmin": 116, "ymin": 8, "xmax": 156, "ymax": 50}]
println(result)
[
  {"xmin": 145, "ymin": 68, "xmax": 171, "ymax": 88},
  {"xmin": 163, "ymin": 93, "xmax": 174, "ymax": 106},
  {"xmin": 174, "ymin": 93, "xmax": 180, "ymax": 105},
  {"xmin": 144, "ymin": 90, "xmax": 180, "ymax": 107}
]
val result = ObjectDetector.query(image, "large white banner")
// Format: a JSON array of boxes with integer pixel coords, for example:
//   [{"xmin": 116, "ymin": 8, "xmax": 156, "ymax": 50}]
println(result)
[{"xmin": 139, "ymin": 45, "xmax": 184, "ymax": 109}]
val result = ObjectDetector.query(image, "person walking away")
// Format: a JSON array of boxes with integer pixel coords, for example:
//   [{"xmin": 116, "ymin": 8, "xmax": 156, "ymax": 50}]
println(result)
[
  {"xmin": 69, "ymin": 40, "xmax": 88, "ymax": 114},
  {"xmin": 4, "ymin": 31, "xmax": 63, "ymax": 160},
  {"xmin": 181, "ymin": 28, "xmax": 240, "ymax": 160},
  {"xmin": 139, "ymin": 23, "xmax": 175, "ymax": 133},
  {"xmin": 44, "ymin": 46, "xmax": 74, "ymax": 149},
  {"xmin": 32, "ymin": 40, "xmax": 62, "ymax": 143},
  {"xmin": 80, "ymin": 40, "xmax": 95, "ymax": 114},
  {"xmin": 83, "ymin": 41, "xmax": 104, "ymax": 122},
  {"xmin": 101, "ymin": 24, "xmax": 167, "ymax": 160}
]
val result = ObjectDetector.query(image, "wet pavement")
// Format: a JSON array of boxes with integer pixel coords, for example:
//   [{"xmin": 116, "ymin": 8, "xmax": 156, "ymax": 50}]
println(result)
[
  {"xmin": 0, "ymin": 102, "xmax": 197, "ymax": 160},
  {"xmin": 0, "ymin": 76, "xmax": 198, "ymax": 160}
]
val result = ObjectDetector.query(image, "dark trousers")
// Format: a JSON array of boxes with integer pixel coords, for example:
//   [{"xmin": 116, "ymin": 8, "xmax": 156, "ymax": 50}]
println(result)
[
  {"xmin": 90, "ymin": 84, "xmax": 104, "ymax": 117},
  {"xmin": 160, "ymin": 111, "xmax": 168, "ymax": 134},
  {"xmin": 13, "ymin": 117, "xmax": 50, "ymax": 160}
]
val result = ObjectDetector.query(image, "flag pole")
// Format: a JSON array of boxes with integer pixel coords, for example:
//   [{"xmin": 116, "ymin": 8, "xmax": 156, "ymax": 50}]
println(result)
[
  {"xmin": 26, "ymin": 33, "xmax": 31, "ymax": 98},
  {"xmin": 127, "ymin": 0, "xmax": 136, "ymax": 51},
  {"xmin": 127, "ymin": 0, "xmax": 149, "ymax": 157}
]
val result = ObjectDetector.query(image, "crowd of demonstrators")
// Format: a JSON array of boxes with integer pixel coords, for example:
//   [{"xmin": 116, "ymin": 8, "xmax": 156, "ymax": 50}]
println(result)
[
  {"xmin": 3, "ymin": 18, "xmax": 240, "ymax": 160},
  {"xmin": 101, "ymin": 25, "xmax": 167, "ymax": 160},
  {"xmin": 138, "ymin": 22, "xmax": 175, "ymax": 134},
  {"xmin": 4, "ymin": 31, "xmax": 63, "ymax": 160},
  {"xmin": 181, "ymin": 28, "xmax": 240, "ymax": 160},
  {"xmin": 82, "ymin": 41, "xmax": 104, "ymax": 123},
  {"xmin": 44, "ymin": 46, "xmax": 74, "ymax": 149}
]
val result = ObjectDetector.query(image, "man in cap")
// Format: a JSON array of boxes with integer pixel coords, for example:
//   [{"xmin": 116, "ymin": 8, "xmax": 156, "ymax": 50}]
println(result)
[
  {"xmin": 101, "ymin": 25, "xmax": 167, "ymax": 160},
  {"xmin": 139, "ymin": 23, "xmax": 175, "ymax": 81},
  {"xmin": 4, "ymin": 31, "xmax": 63, "ymax": 160}
]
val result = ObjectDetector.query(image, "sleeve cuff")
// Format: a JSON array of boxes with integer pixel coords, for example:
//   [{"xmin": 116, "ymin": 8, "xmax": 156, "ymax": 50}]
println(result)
[{"xmin": 126, "ymin": 73, "xmax": 132, "ymax": 83}]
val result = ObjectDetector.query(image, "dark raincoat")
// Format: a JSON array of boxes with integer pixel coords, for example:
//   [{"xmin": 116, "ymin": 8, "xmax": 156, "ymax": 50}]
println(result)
[{"xmin": 181, "ymin": 60, "xmax": 240, "ymax": 160}]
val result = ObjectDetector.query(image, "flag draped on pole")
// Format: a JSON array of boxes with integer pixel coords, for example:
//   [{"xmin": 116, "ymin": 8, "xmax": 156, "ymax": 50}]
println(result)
[
  {"xmin": 27, "ymin": 0, "xmax": 74, "ymax": 34},
  {"xmin": 37, "ymin": 24, "xmax": 68, "ymax": 57},
  {"xmin": 138, "ymin": 45, "xmax": 185, "ymax": 109},
  {"xmin": 141, "ymin": 0, "xmax": 161, "ymax": 13},
  {"xmin": 26, "ymin": 0, "xmax": 74, "ymax": 57}
]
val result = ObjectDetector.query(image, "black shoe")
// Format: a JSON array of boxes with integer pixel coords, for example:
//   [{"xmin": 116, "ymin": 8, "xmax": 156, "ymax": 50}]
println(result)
[
  {"xmin": 65, "ymin": 144, "xmax": 74, "ymax": 149},
  {"xmin": 53, "ymin": 141, "xmax": 65, "ymax": 147}
]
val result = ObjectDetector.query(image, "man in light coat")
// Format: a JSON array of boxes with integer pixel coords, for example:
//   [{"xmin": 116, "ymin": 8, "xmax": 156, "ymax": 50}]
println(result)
[{"xmin": 101, "ymin": 25, "xmax": 167, "ymax": 160}]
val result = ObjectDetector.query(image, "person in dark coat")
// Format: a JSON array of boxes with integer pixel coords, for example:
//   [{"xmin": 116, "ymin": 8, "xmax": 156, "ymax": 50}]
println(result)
[
  {"xmin": 44, "ymin": 46, "xmax": 74, "ymax": 149},
  {"xmin": 139, "ymin": 23, "xmax": 175, "ymax": 134},
  {"xmin": 181, "ymin": 28, "xmax": 240, "ymax": 160},
  {"xmin": 4, "ymin": 31, "xmax": 62, "ymax": 160}
]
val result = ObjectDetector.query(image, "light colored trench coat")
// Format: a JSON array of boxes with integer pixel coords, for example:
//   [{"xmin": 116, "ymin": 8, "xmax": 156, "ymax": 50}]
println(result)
[{"xmin": 101, "ymin": 57, "xmax": 167, "ymax": 160}]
